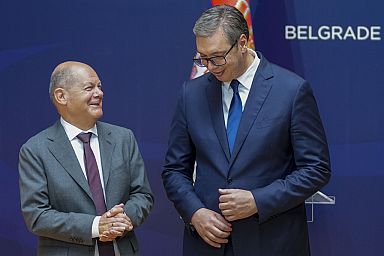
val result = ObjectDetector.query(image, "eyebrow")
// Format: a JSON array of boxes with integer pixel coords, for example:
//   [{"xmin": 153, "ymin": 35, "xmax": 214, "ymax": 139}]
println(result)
[
  {"xmin": 198, "ymin": 50, "xmax": 227, "ymax": 57},
  {"xmin": 83, "ymin": 81, "xmax": 101, "ymax": 86}
]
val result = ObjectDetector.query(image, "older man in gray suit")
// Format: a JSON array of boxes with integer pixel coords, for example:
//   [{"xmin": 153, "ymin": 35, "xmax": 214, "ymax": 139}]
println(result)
[{"xmin": 18, "ymin": 61, "xmax": 154, "ymax": 256}]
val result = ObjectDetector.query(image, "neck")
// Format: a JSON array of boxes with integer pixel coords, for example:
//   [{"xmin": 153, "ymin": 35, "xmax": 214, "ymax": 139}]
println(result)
[
  {"xmin": 62, "ymin": 116, "xmax": 97, "ymax": 131},
  {"xmin": 236, "ymin": 50, "xmax": 254, "ymax": 79}
]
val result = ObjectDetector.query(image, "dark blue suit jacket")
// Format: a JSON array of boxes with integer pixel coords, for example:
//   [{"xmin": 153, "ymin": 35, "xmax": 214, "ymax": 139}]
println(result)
[{"xmin": 162, "ymin": 52, "xmax": 331, "ymax": 256}]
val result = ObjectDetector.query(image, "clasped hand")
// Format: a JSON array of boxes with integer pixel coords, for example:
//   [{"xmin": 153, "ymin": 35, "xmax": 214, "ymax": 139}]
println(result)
[
  {"xmin": 218, "ymin": 188, "xmax": 257, "ymax": 222},
  {"xmin": 190, "ymin": 188, "xmax": 258, "ymax": 248},
  {"xmin": 98, "ymin": 203, "xmax": 133, "ymax": 242}
]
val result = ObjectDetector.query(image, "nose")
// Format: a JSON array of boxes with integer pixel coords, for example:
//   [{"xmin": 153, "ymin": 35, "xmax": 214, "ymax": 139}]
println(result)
[
  {"xmin": 206, "ymin": 60, "xmax": 217, "ymax": 71},
  {"xmin": 94, "ymin": 87, "xmax": 103, "ymax": 97}
]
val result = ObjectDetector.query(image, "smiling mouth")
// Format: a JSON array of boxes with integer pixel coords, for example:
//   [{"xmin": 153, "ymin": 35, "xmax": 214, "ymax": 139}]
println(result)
[{"xmin": 212, "ymin": 70, "xmax": 224, "ymax": 77}]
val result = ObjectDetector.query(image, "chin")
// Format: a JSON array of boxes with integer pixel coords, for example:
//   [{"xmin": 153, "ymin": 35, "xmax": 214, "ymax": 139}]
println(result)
[
  {"xmin": 95, "ymin": 112, "xmax": 103, "ymax": 119},
  {"xmin": 214, "ymin": 72, "xmax": 231, "ymax": 83},
  {"xmin": 217, "ymin": 76, "xmax": 231, "ymax": 83},
  {"xmin": 90, "ymin": 110, "xmax": 103, "ymax": 120}
]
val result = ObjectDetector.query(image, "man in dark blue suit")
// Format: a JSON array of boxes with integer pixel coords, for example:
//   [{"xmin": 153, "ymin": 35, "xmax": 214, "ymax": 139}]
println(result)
[{"xmin": 162, "ymin": 5, "xmax": 331, "ymax": 256}]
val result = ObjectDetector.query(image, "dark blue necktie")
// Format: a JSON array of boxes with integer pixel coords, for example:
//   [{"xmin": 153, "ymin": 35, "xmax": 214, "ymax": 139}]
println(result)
[{"xmin": 227, "ymin": 79, "xmax": 242, "ymax": 154}]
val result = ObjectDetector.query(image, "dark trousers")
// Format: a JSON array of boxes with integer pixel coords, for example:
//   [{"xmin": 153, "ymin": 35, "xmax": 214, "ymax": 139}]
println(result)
[{"xmin": 224, "ymin": 237, "xmax": 234, "ymax": 256}]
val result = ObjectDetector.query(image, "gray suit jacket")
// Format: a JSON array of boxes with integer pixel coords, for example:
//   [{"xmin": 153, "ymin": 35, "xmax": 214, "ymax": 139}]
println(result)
[{"xmin": 19, "ymin": 120, "xmax": 154, "ymax": 256}]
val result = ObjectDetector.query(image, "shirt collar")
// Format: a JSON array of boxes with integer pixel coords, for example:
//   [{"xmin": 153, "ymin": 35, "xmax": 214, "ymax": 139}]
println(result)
[
  {"xmin": 223, "ymin": 48, "xmax": 260, "ymax": 91},
  {"xmin": 60, "ymin": 117, "xmax": 98, "ymax": 141}
]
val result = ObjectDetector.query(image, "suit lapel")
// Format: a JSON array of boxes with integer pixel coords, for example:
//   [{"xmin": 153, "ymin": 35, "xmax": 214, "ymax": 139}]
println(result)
[
  {"xmin": 47, "ymin": 121, "xmax": 93, "ymax": 200},
  {"xmin": 230, "ymin": 53, "xmax": 274, "ymax": 164},
  {"xmin": 206, "ymin": 74, "xmax": 231, "ymax": 161},
  {"xmin": 97, "ymin": 122, "xmax": 114, "ymax": 191}
]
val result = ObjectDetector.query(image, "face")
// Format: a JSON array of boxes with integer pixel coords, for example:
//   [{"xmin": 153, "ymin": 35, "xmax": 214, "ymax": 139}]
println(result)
[
  {"xmin": 196, "ymin": 28, "xmax": 244, "ymax": 82},
  {"xmin": 63, "ymin": 65, "xmax": 103, "ymax": 127}
]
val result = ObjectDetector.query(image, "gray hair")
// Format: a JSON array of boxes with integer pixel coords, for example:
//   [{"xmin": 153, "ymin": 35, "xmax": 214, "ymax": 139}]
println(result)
[
  {"xmin": 49, "ymin": 66, "xmax": 78, "ymax": 102},
  {"xmin": 193, "ymin": 5, "xmax": 249, "ymax": 45}
]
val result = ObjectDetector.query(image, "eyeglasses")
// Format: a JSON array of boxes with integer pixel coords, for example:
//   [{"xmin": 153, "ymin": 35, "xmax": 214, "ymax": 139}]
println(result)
[{"xmin": 193, "ymin": 41, "xmax": 238, "ymax": 67}]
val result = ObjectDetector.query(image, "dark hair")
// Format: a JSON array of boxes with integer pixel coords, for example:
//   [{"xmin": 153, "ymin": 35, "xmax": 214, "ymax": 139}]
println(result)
[{"xmin": 193, "ymin": 5, "xmax": 249, "ymax": 44}]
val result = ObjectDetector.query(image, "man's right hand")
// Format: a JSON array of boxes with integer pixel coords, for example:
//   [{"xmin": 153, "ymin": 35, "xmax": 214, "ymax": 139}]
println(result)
[{"xmin": 190, "ymin": 208, "xmax": 232, "ymax": 248}]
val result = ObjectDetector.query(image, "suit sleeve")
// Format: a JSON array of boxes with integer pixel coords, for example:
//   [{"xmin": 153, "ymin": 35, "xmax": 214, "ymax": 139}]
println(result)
[
  {"xmin": 123, "ymin": 130, "xmax": 154, "ymax": 227},
  {"xmin": 19, "ymin": 143, "xmax": 95, "ymax": 245},
  {"xmin": 252, "ymin": 81, "xmax": 331, "ymax": 223},
  {"xmin": 162, "ymin": 82, "xmax": 205, "ymax": 223}
]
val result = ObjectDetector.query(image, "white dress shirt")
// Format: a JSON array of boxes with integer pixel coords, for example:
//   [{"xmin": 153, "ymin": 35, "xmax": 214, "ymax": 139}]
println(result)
[
  {"xmin": 60, "ymin": 117, "xmax": 120, "ymax": 256},
  {"xmin": 222, "ymin": 49, "xmax": 260, "ymax": 127}
]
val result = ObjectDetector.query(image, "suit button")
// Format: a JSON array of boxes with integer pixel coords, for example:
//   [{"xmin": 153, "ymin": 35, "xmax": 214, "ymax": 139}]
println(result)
[{"xmin": 227, "ymin": 178, "xmax": 233, "ymax": 184}]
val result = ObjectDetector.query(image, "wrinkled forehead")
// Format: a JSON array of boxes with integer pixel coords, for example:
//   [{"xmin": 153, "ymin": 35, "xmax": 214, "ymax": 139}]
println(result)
[
  {"xmin": 195, "ymin": 27, "xmax": 232, "ymax": 55},
  {"xmin": 75, "ymin": 65, "xmax": 101, "ymax": 84},
  {"xmin": 196, "ymin": 36, "xmax": 231, "ymax": 56}
]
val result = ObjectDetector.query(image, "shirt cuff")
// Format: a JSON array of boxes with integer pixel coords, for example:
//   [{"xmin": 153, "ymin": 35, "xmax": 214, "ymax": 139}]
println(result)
[{"xmin": 92, "ymin": 216, "xmax": 101, "ymax": 238}]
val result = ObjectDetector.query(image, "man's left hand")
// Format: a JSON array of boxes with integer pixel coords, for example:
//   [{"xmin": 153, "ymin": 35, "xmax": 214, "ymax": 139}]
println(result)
[
  {"xmin": 218, "ymin": 189, "xmax": 258, "ymax": 221},
  {"xmin": 99, "ymin": 204, "xmax": 133, "ymax": 242}
]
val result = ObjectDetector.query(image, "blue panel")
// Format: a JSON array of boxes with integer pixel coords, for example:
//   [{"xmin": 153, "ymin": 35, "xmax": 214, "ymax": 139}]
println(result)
[{"xmin": 1, "ymin": 0, "xmax": 383, "ymax": 255}]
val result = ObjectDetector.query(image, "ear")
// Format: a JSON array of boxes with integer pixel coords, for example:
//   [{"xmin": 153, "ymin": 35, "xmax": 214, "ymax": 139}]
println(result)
[
  {"xmin": 239, "ymin": 34, "xmax": 248, "ymax": 53},
  {"xmin": 53, "ymin": 88, "xmax": 67, "ymax": 106}
]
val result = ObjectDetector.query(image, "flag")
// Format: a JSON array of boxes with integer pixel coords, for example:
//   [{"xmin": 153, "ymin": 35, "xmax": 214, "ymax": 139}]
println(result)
[{"xmin": 190, "ymin": 0, "xmax": 255, "ymax": 79}]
